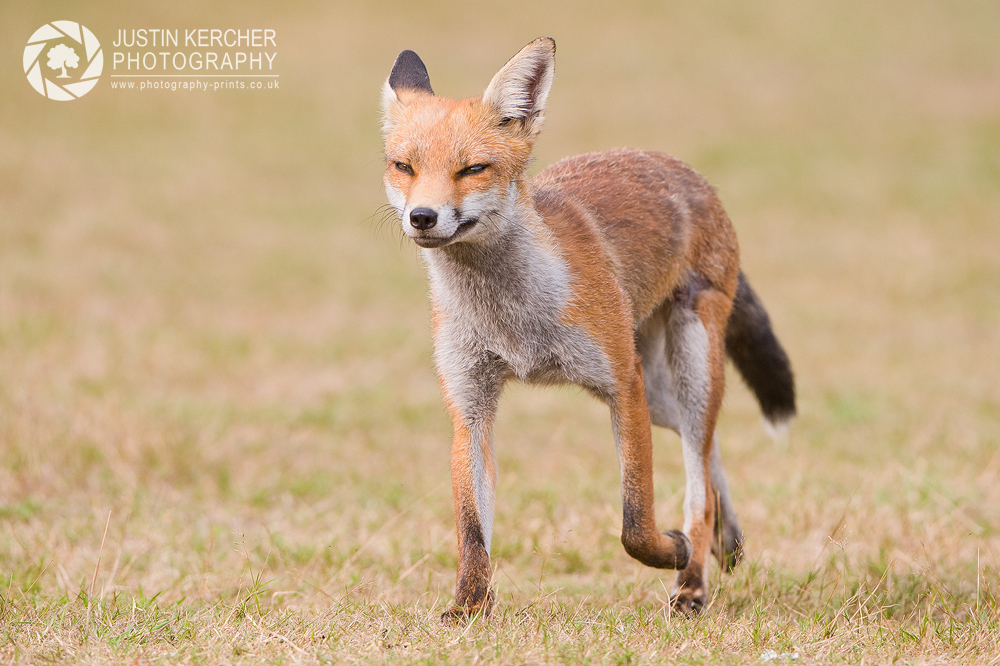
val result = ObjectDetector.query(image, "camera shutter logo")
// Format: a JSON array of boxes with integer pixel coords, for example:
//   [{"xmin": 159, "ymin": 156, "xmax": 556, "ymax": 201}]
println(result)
[{"xmin": 24, "ymin": 21, "xmax": 103, "ymax": 100}]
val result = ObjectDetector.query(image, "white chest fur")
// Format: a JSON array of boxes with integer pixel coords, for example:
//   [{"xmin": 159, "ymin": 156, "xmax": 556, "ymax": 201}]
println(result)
[{"xmin": 425, "ymin": 225, "xmax": 614, "ymax": 393}]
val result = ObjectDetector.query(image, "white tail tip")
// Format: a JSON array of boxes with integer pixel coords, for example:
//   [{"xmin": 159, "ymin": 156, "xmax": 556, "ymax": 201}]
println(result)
[{"xmin": 763, "ymin": 414, "xmax": 791, "ymax": 443}]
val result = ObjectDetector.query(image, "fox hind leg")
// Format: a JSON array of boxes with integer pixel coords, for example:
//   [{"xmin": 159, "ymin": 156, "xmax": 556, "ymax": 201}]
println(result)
[
  {"xmin": 664, "ymin": 286, "xmax": 731, "ymax": 614},
  {"xmin": 709, "ymin": 433, "xmax": 744, "ymax": 572},
  {"xmin": 639, "ymin": 296, "xmax": 742, "ymax": 606},
  {"xmin": 637, "ymin": 306, "xmax": 683, "ymax": 433}
]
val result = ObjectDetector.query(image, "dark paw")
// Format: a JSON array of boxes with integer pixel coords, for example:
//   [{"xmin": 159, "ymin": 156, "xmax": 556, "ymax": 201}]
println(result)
[
  {"xmin": 711, "ymin": 529, "xmax": 744, "ymax": 573},
  {"xmin": 621, "ymin": 528, "xmax": 692, "ymax": 569},
  {"xmin": 663, "ymin": 529, "xmax": 692, "ymax": 570},
  {"xmin": 670, "ymin": 570, "xmax": 708, "ymax": 615},
  {"xmin": 440, "ymin": 606, "xmax": 469, "ymax": 626},
  {"xmin": 440, "ymin": 590, "xmax": 494, "ymax": 625},
  {"xmin": 440, "ymin": 604, "xmax": 491, "ymax": 625},
  {"xmin": 670, "ymin": 587, "xmax": 706, "ymax": 615}
]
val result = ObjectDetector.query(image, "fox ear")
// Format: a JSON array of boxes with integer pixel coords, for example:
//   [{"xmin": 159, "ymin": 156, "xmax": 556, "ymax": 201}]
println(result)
[
  {"xmin": 388, "ymin": 50, "xmax": 434, "ymax": 96},
  {"xmin": 382, "ymin": 50, "xmax": 434, "ymax": 132},
  {"xmin": 482, "ymin": 37, "xmax": 555, "ymax": 138}
]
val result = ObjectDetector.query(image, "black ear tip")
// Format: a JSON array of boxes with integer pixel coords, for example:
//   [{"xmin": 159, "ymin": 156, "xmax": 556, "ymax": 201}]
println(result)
[
  {"xmin": 394, "ymin": 50, "xmax": 423, "ymax": 68},
  {"xmin": 389, "ymin": 49, "xmax": 434, "ymax": 95}
]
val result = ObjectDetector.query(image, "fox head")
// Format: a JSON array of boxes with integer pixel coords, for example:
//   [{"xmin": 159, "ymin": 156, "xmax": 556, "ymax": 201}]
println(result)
[{"xmin": 381, "ymin": 37, "xmax": 555, "ymax": 249}]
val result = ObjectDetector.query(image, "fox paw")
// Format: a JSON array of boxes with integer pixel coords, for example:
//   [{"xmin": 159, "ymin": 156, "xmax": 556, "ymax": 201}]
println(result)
[
  {"xmin": 670, "ymin": 587, "xmax": 706, "ymax": 615},
  {"xmin": 711, "ymin": 529, "xmax": 744, "ymax": 573},
  {"xmin": 440, "ymin": 606, "xmax": 469, "ymax": 626},
  {"xmin": 670, "ymin": 571, "xmax": 708, "ymax": 615},
  {"xmin": 440, "ymin": 592, "xmax": 494, "ymax": 625},
  {"xmin": 440, "ymin": 604, "xmax": 491, "ymax": 625},
  {"xmin": 663, "ymin": 529, "xmax": 692, "ymax": 570}
]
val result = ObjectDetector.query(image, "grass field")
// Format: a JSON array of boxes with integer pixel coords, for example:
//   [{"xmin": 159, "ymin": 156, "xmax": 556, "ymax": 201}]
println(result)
[{"xmin": 2, "ymin": 1, "xmax": 999, "ymax": 663}]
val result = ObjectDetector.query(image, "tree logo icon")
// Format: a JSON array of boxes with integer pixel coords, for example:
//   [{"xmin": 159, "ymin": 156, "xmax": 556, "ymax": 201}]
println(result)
[
  {"xmin": 48, "ymin": 44, "xmax": 80, "ymax": 78},
  {"xmin": 24, "ymin": 21, "xmax": 103, "ymax": 101}
]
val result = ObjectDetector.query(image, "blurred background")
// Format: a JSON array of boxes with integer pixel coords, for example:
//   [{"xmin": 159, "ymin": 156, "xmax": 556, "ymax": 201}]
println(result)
[{"xmin": 1, "ymin": 0, "xmax": 998, "ymax": 646}]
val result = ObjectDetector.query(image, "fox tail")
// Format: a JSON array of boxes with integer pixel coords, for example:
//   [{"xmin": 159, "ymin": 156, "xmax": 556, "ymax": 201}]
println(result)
[{"xmin": 725, "ymin": 271, "xmax": 797, "ymax": 438}]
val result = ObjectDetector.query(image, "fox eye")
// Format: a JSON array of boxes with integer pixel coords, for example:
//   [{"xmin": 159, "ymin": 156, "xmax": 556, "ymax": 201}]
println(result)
[
  {"xmin": 458, "ymin": 164, "xmax": 489, "ymax": 177},
  {"xmin": 394, "ymin": 162, "xmax": 414, "ymax": 175}
]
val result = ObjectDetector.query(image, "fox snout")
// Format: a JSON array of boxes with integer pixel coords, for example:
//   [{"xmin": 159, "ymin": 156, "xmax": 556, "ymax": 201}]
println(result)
[
  {"xmin": 409, "ymin": 207, "xmax": 438, "ymax": 230},
  {"xmin": 401, "ymin": 203, "xmax": 479, "ymax": 248}
]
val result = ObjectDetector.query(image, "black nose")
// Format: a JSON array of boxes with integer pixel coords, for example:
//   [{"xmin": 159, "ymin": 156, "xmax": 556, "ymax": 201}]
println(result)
[{"xmin": 409, "ymin": 208, "xmax": 438, "ymax": 230}]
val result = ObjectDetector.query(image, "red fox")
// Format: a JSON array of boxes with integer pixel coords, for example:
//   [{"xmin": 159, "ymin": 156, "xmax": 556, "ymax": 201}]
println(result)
[{"xmin": 380, "ymin": 37, "xmax": 795, "ymax": 619}]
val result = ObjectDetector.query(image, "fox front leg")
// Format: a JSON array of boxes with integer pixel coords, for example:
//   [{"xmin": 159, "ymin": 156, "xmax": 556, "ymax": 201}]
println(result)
[{"xmin": 436, "ymin": 349, "xmax": 509, "ymax": 623}]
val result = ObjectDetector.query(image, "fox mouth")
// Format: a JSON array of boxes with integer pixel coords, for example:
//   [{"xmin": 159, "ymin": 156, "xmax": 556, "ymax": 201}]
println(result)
[{"xmin": 412, "ymin": 218, "xmax": 478, "ymax": 248}]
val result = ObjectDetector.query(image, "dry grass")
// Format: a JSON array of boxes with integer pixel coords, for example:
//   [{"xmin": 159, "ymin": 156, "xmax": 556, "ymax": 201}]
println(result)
[{"xmin": 2, "ymin": 1, "xmax": 999, "ymax": 663}]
